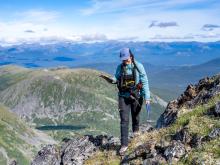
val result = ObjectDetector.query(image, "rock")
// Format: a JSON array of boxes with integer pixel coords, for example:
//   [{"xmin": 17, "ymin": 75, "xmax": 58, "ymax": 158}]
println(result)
[
  {"xmin": 139, "ymin": 124, "xmax": 154, "ymax": 133},
  {"xmin": 129, "ymin": 124, "xmax": 154, "ymax": 139},
  {"xmin": 86, "ymin": 134, "xmax": 109, "ymax": 147},
  {"xmin": 32, "ymin": 134, "xmax": 121, "ymax": 165},
  {"xmin": 214, "ymin": 101, "xmax": 220, "ymax": 116},
  {"xmin": 60, "ymin": 136, "xmax": 96, "ymax": 165},
  {"xmin": 208, "ymin": 128, "xmax": 220, "ymax": 139},
  {"xmin": 9, "ymin": 160, "xmax": 17, "ymax": 165},
  {"xmin": 143, "ymin": 155, "xmax": 167, "ymax": 165},
  {"xmin": 189, "ymin": 134, "xmax": 203, "ymax": 148},
  {"xmin": 104, "ymin": 136, "xmax": 120, "ymax": 150},
  {"xmin": 164, "ymin": 141, "xmax": 186, "ymax": 161},
  {"xmin": 122, "ymin": 141, "xmax": 157, "ymax": 164},
  {"xmin": 172, "ymin": 127, "xmax": 192, "ymax": 144},
  {"xmin": 31, "ymin": 145, "xmax": 60, "ymax": 165},
  {"xmin": 157, "ymin": 74, "xmax": 220, "ymax": 128},
  {"xmin": 87, "ymin": 135, "xmax": 120, "ymax": 150}
]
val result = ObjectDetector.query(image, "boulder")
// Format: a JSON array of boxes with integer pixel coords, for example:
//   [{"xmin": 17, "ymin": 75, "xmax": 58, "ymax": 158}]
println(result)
[
  {"xmin": 60, "ymin": 136, "xmax": 96, "ymax": 165},
  {"xmin": 189, "ymin": 134, "xmax": 203, "ymax": 148},
  {"xmin": 172, "ymin": 127, "xmax": 192, "ymax": 144},
  {"xmin": 214, "ymin": 101, "xmax": 220, "ymax": 116},
  {"xmin": 87, "ymin": 134, "xmax": 120, "ymax": 150},
  {"xmin": 164, "ymin": 141, "xmax": 186, "ymax": 161},
  {"xmin": 9, "ymin": 160, "xmax": 17, "ymax": 165},
  {"xmin": 31, "ymin": 145, "xmax": 60, "ymax": 165},
  {"xmin": 208, "ymin": 128, "xmax": 220, "ymax": 140}
]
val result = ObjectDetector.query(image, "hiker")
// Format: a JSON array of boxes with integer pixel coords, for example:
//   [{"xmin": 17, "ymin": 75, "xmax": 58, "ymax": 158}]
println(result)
[{"xmin": 100, "ymin": 48, "xmax": 150, "ymax": 155}]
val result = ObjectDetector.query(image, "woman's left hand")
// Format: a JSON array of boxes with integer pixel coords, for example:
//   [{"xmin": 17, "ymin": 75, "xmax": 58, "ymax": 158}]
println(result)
[{"xmin": 145, "ymin": 100, "xmax": 150, "ymax": 105}]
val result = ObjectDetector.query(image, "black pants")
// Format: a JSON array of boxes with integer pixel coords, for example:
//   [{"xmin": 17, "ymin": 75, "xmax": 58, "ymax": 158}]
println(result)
[{"xmin": 119, "ymin": 96, "xmax": 143, "ymax": 146}]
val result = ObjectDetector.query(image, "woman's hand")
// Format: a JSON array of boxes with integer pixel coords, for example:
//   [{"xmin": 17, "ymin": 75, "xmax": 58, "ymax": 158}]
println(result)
[{"xmin": 145, "ymin": 100, "xmax": 150, "ymax": 105}]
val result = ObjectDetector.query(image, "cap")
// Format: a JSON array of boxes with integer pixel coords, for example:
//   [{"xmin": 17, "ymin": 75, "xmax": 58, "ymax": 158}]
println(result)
[{"xmin": 120, "ymin": 48, "xmax": 131, "ymax": 61}]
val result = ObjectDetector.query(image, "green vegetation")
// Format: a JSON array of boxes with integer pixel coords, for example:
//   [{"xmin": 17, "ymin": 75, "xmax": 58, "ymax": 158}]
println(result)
[
  {"xmin": 169, "ymin": 95, "xmax": 220, "ymax": 136},
  {"xmin": 0, "ymin": 104, "xmax": 56, "ymax": 165},
  {"xmin": 0, "ymin": 104, "xmax": 33, "ymax": 164},
  {"xmin": 0, "ymin": 65, "xmax": 164, "ymax": 141},
  {"xmin": 86, "ymin": 95, "xmax": 220, "ymax": 164}
]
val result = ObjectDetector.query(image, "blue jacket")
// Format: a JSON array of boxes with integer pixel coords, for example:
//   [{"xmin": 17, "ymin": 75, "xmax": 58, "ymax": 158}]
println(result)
[{"xmin": 112, "ymin": 60, "xmax": 150, "ymax": 100}]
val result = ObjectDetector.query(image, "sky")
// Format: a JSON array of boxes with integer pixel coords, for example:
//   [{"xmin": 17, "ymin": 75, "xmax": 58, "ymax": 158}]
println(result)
[{"xmin": 0, "ymin": 0, "xmax": 220, "ymax": 44}]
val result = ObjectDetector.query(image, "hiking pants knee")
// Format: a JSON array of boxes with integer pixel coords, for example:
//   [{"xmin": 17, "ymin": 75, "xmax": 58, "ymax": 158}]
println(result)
[{"xmin": 119, "ymin": 96, "xmax": 143, "ymax": 146}]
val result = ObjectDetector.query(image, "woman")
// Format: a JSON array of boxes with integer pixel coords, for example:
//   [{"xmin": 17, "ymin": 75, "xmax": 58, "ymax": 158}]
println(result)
[{"xmin": 112, "ymin": 48, "xmax": 151, "ymax": 155}]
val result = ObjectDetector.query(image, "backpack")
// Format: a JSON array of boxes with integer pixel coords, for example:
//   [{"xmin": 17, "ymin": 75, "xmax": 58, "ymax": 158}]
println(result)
[{"xmin": 117, "ymin": 60, "xmax": 143, "ymax": 98}]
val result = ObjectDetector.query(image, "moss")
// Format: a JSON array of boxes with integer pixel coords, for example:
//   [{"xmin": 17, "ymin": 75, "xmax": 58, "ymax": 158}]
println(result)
[
  {"xmin": 84, "ymin": 151, "xmax": 121, "ymax": 165},
  {"xmin": 181, "ymin": 137, "xmax": 220, "ymax": 164}
]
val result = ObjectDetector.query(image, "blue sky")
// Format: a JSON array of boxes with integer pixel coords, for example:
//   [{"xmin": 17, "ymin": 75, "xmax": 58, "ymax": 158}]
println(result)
[{"xmin": 0, "ymin": 0, "xmax": 220, "ymax": 44}]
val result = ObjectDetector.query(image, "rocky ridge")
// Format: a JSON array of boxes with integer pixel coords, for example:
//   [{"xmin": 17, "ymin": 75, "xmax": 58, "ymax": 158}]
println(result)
[
  {"xmin": 31, "ymin": 124, "xmax": 153, "ymax": 165},
  {"xmin": 157, "ymin": 74, "xmax": 220, "ymax": 128}
]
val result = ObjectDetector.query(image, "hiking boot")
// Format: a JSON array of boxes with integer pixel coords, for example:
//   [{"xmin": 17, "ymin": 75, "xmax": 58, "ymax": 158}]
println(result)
[{"xmin": 119, "ymin": 145, "xmax": 128, "ymax": 155}]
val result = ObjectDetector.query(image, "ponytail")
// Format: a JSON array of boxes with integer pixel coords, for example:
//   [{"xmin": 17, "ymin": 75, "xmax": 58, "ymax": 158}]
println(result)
[{"xmin": 129, "ymin": 49, "xmax": 141, "ymax": 74}]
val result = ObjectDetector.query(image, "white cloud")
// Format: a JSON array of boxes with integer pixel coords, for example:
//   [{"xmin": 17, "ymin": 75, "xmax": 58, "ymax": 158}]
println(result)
[
  {"xmin": 80, "ymin": 0, "xmax": 215, "ymax": 15},
  {"xmin": 16, "ymin": 9, "xmax": 60, "ymax": 23},
  {"xmin": 24, "ymin": 29, "xmax": 35, "ymax": 33},
  {"xmin": 1, "ymin": 2, "xmax": 220, "ymax": 43},
  {"xmin": 150, "ymin": 33, "xmax": 220, "ymax": 41}
]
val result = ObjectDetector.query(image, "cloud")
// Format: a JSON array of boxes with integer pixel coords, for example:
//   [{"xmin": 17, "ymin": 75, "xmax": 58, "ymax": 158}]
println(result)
[
  {"xmin": 150, "ymin": 34, "xmax": 194, "ymax": 40},
  {"xmin": 80, "ymin": 0, "xmax": 213, "ymax": 15},
  {"xmin": 117, "ymin": 36, "xmax": 139, "ymax": 41},
  {"xmin": 202, "ymin": 24, "xmax": 220, "ymax": 31},
  {"xmin": 150, "ymin": 33, "xmax": 220, "ymax": 40},
  {"xmin": 71, "ymin": 33, "xmax": 108, "ymax": 42},
  {"xmin": 195, "ymin": 33, "xmax": 220, "ymax": 38},
  {"xmin": 16, "ymin": 9, "xmax": 60, "ymax": 23},
  {"xmin": 149, "ymin": 21, "xmax": 178, "ymax": 28},
  {"xmin": 24, "ymin": 30, "xmax": 35, "ymax": 33}
]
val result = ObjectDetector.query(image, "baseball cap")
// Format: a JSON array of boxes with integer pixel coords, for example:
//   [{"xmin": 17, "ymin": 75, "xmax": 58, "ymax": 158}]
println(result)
[{"xmin": 120, "ymin": 48, "xmax": 131, "ymax": 61}]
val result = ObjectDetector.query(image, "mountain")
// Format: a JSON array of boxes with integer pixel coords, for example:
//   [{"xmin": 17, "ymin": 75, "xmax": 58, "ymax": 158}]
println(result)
[
  {"xmin": 0, "ymin": 65, "xmax": 166, "ymax": 140},
  {"xmin": 0, "ymin": 41, "xmax": 220, "ymax": 68},
  {"xmin": 31, "ymin": 73, "xmax": 220, "ymax": 165},
  {"xmin": 150, "ymin": 57, "xmax": 220, "ymax": 94},
  {"xmin": 0, "ymin": 104, "xmax": 56, "ymax": 165}
]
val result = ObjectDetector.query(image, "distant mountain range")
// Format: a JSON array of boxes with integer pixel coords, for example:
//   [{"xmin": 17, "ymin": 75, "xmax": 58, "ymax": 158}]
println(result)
[
  {"xmin": 1, "ymin": 40, "xmax": 219, "ymax": 100},
  {"xmin": 0, "ymin": 41, "xmax": 220, "ymax": 68}
]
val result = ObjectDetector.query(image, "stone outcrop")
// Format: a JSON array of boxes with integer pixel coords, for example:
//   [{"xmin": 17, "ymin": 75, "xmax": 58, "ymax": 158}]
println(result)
[
  {"xmin": 157, "ymin": 74, "xmax": 220, "ymax": 128},
  {"xmin": 31, "ymin": 145, "xmax": 60, "ymax": 165},
  {"xmin": 32, "ymin": 124, "xmax": 152, "ymax": 165},
  {"xmin": 214, "ymin": 101, "xmax": 220, "ymax": 116}
]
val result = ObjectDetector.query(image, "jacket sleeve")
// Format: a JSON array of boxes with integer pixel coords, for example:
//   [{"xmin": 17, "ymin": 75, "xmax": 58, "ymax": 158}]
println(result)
[
  {"xmin": 138, "ymin": 63, "xmax": 150, "ymax": 100},
  {"xmin": 112, "ymin": 64, "xmax": 121, "ymax": 83}
]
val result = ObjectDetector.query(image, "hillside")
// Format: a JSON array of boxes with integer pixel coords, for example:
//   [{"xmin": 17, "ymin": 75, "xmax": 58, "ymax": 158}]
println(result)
[
  {"xmin": 0, "ymin": 104, "xmax": 56, "ymax": 165},
  {"xmin": 150, "ymin": 57, "xmax": 220, "ymax": 93},
  {"xmin": 0, "ymin": 65, "xmax": 166, "ymax": 140},
  {"xmin": 31, "ymin": 73, "xmax": 220, "ymax": 164}
]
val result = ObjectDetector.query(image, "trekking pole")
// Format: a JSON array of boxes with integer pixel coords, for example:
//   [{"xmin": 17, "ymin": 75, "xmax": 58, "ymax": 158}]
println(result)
[
  {"xmin": 146, "ymin": 103, "xmax": 154, "ymax": 123},
  {"xmin": 146, "ymin": 103, "xmax": 151, "ymax": 121}
]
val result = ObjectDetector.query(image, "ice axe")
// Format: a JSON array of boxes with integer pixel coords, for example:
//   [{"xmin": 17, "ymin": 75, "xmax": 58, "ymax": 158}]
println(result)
[{"xmin": 146, "ymin": 104, "xmax": 155, "ymax": 123}]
